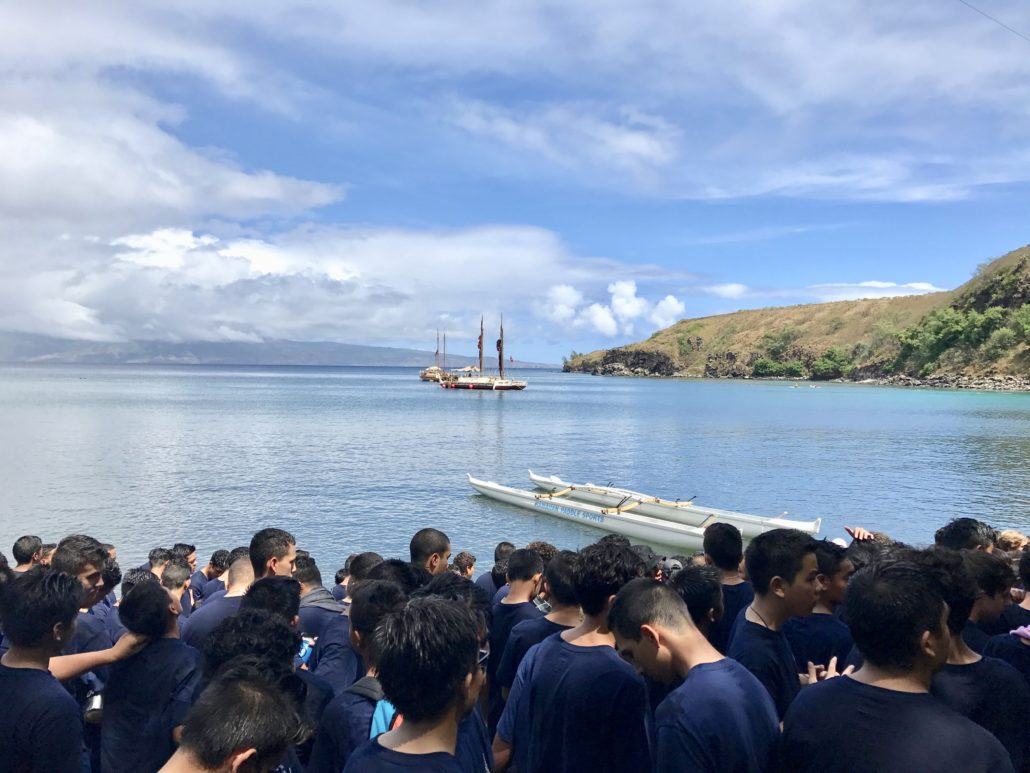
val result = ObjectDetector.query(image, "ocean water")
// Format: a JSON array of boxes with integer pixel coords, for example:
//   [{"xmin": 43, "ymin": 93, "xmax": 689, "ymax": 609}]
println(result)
[{"xmin": 1, "ymin": 364, "xmax": 1028, "ymax": 572}]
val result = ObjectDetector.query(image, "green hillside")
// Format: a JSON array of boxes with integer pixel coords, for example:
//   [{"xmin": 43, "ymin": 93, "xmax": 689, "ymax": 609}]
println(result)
[{"xmin": 566, "ymin": 246, "xmax": 1030, "ymax": 386}]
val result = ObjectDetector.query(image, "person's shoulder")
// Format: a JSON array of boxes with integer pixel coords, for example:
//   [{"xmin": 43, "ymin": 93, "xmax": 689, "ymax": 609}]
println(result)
[
  {"xmin": 5, "ymin": 668, "xmax": 80, "ymax": 717},
  {"xmin": 978, "ymin": 655, "xmax": 1030, "ymax": 693},
  {"xmin": 784, "ymin": 672, "xmax": 851, "ymax": 715}
]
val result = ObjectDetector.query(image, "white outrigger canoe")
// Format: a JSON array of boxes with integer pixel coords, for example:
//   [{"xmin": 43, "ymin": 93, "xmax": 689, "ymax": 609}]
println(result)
[
  {"xmin": 527, "ymin": 471, "xmax": 820, "ymax": 540},
  {"xmin": 468, "ymin": 475, "xmax": 708, "ymax": 550}
]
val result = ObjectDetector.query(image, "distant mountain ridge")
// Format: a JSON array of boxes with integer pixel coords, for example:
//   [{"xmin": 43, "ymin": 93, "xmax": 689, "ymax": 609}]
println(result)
[{"xmin": 0, "ymin": 332, "xmax": 554, "ymax": 368}]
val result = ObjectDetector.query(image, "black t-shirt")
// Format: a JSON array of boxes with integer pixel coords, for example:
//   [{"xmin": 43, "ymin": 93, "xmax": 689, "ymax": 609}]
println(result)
[
  {"xmin": 983, "ymin": 634, "xmax": 1030, "ymax": 686},
  {"xmin": 727, "ymin": 618, "xmax": 799, "ymax": 720},
  {"xmin": 710, "ymin": 581, "xmax": 754, "ymax": 654},
  {"xmin": 180, "ymin": 594, "xmax": 242, "ymax": 651},
  {"xmin": 311, "ymin": 615, "xmax": 363, "ymax": 695},
  {"xmin": 487, "ymin": 600, "xmax": 542, "ymax": 731},
  {"xmin": 931, "ymin": 656, "xmax": 1030, "ymax": 771},
  {"xmin": 63, "ymin": 609, "xmax": 114, "ymax": 707},
  {"xmin": 994, "ymin": 604, "xmax": 1030, "ymax": 634},
  {"xmin": 0, "ymin": 665, "xmax": 84, "ymax": 773},
  {"xmin": 781, "ymin": 676, "xmax": 1014, "ymax": 773},
  {"xmin": 101, "ymin": 638, "xmax": 202, "ymax": 773},
  {"xmin": 783, "ymin": 613, "xmax": 853, "ymax": 670},
  {"xmin": 963, "ymin": 620, "xmax": 992, "ymax": 654},
  {"xmin": 343, "ymin": 738, "xmax": 464, "ymax": 772},
  {"xmin": 495, "ymin": 616, "xmax": 571, "ymax": 690}
]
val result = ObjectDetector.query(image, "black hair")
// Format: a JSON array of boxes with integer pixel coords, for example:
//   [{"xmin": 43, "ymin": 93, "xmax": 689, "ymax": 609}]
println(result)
[
  {"xmin": 227, "ymin": 546, "xmax": 251, "ymax": 567},
  {"xmin": 171, "ymin": 543, "xmax": 196, "ymax": 559},
  {"xmin": 121, "ymin": 567, "xmax": 158, "ymax": 598},
  {"xmin": 0, "ymin": 553, "xmax": 11, "ymax": 587},
  {"xmin": 179, "ymin": 662, "xmax": 307, "ymax": 771},
  {"xmin": 335, "ymin": 568, "xmax": 348, "ymax": 585},
  {"xmin": 490, "ymin": 561, "xmax": 508, "ymax": 590},
  {"xmin": 249, "ymin": 528, "xmax": 296, "ymax": 578},
  {"xmin": 744, "ymin": 528, "xmax": 817, "ymax": 595},
  {"xmin": 913, "ymin": 547, "xmax": 978, "ymax": 634},
  {"xmin": 367, "ymin": 558, "xmax": 425, "ymax": 595},
  {"xmin": 668, "ymin": 564, "xmax": 723, "ymax": 625},
  {"xmin": 161, "ymin": 557, "xmax": 191, "ymax": 590},
  {"xmin": 0, "ymin": 568, "xmax": 83, "ymax": 646},
  {"xmin": 572, "ymin": 540, "xmax": 644, "ymax": 616},
  {"xmin": 1019, "ymin": 550, "xmax": 1030, "ymax": 589},
  {"xmin": 52, "ymin": 534, "xmax": 109, "ymax": 577},
  {"xmin": 814, "ymin": 540, "xmax": 848, "ymax": 576},
  {"xmin": 148, "ymin": 547, "xmax": 172, "ymax": 568},
  {"xmin": 494, "ymin": 541, "xmax": 516, "ymax": 562},
  {"xmin": 40, "ymin": 543, "xmax": 56, "ymax": 555},
  {"xmin": 343, "ymin": 553, "xmax": 359, "ymax": 573},
  {"xmin": 452, "ymin": 551, "xmax": 476, "ymax": 574},
  {"xmin": 348, "ymin": 552, "xmax": 384, "ymax": 584},
  {"xmin": 935, "ymin": 518, "xmax": 997, "ymax": 552},
  {"xmin": 843, "ymin": 557, "xmax": 945, "ymax": 671},
  {"xmin": 210, "ymin": 549, "xmax": 230, "ymax": 571},
  {"xmin": 525, "ymin": 541, "xmax": 558, "ymax": 566},
  {"xmin": 409, "ymin": 528, "xmax": 450, "ymax": 567},
  {"xmin": 964, "ymin": 550, "xmax": 1017, "ymax": 597},
  {"xmin": 12, "ymin": 535, "xmax": 42, "ymax": 565},
  {"xmin": 350, "ymin": 580, "xmax": 408, "ymax": 639},
  {"xmin": 846, "ymin": 538, "xmax": 892, "ymax": 573},
  {"xmin": 119, "ymin": 580, "xmax": 173, "ymax": 637},
  {"xmin": 413, "ymin": 572, "xmax": 493, "ymax": 633},
  {"xmin": 203, "ymin": 608, "xmax": 302, "ymax": 680},
  {"xmin": 609, "ymin": 578, "xmax": 690, "ymax": 641},
  {"xmin": 597, "ymin": 534, "xmax": 632, "ymax": 549},
  {"xmin": 506, "ymin": 548, "xmax": 544, "ymax": 582},
  {"xmin": 295, "ymin": 549, "xmax": 310, "ymax": 560},
  {"xmin": 374, "ymin": 596, "xmax": 478, "ymax": 723},
  {"xmin": 544, "ymin": 550, "xmax": 579, "ymax": 607},
  {"xmin": 631, "ymin": 544, "xmax": 660, "ymax": 573},
  {"xmin": 241, "ymin": 576, "xmax": 301, "ymax": 621},
  {"xmin": 101, "ymin": 561, "xmax": 123, "ymax": 594},
  {"xmin": 293, "ymin": 555, "xmax": 322, "ymax": 587}
]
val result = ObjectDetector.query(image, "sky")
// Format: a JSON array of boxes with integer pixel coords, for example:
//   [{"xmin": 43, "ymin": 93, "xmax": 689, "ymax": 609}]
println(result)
[{"xmin": 2, "ymin": 2, "xmax": 1030, "ymax": 363}]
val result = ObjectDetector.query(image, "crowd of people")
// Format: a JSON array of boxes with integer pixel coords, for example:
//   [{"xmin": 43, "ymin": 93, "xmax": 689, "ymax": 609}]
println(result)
[{"xmin": 1, "ymin": 516, "xmax": 1029, "ymax": 772}]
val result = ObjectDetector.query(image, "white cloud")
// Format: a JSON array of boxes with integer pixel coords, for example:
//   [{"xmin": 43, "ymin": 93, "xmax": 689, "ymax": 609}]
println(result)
[
  {"xmin": 537, "ymin": 284, "xmax": 584, "ymax": 323},
  {"xmin": 580, "ymin": 303, "xmax": 619, "ymax": 337},
  {"xmin": 650, "ymin": 295, "xmax": 686, "ymax": 328},
  {"xmin": 607, "ymin": 281, "xmax": 651, "ymax": 325},
  {"xmin": 705, "ymin": 283, "xmax": 750, "ymax": 299},
  {"xmin": 804, "ymin": 280, "xmax": 946, "ymax": 302}
]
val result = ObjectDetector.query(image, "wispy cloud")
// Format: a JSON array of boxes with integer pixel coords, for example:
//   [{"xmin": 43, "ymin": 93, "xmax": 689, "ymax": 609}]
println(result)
[
  {"xmin": 699, "ymin": 279, "xmax": 946, "ymax": 304},
  {"xmin": 684, "ymin": 224, "xmax": 851, "ymax": 245}
]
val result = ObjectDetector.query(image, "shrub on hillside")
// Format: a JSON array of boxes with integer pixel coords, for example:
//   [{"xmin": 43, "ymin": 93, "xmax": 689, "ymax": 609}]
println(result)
[
  {"xmin": 982, "ymin": 328, "xmax": 1017, "ymax": 361},
  {"xmin": 1012, "ymin": 305, "xmax": 1030, "ymax": 342},
  {"xmin": 752, "ymin": 358, "xmax": 784, "ymax": 377},
  {"xmin": 810, "ymin": 347, "xmax": 854, "ymax": 380}
]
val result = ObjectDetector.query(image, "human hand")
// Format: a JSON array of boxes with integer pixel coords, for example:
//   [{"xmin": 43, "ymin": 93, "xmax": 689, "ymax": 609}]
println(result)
[
  {"xmin": 108, "ymin": 632, "xmax": 148, "ymax": 662},
  {"xmin": 844, "ymin": 525, "xmax": 875, "ymax": 542}
]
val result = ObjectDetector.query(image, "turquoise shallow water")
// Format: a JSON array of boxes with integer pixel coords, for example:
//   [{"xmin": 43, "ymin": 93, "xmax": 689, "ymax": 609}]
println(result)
[{"xmin": 1, "ymin": 364, "xmax": 1028, "ymax": 572}]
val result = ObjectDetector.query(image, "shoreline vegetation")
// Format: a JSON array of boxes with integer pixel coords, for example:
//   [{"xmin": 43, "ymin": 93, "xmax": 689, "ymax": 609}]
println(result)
[{"xmin": 565, "ymin": 246, "xmax": 1030, "ymax": 393}]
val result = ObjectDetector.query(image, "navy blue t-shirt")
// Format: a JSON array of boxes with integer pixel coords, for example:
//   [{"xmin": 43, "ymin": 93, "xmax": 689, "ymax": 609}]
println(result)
[
  {"xmin": 63, "ymin": 610, "xmax": 114, "ymax": 707},
  {"xmin": 101, "ymin": 637, "xmax": 202, "ymax": 773},
  {"xmin": 931, "ymin": 656, "xmax": 1030, "ymax": 772},
  {"xmin": 501, "ymin": 633, "xmax": 651, "ymax": 773},
  {"xmin": 963, "ymin": 620, "xmax": 992, "ymax": 654},
  {"xmin": 983, "ymin": 633, "xmax": 1030, "ymax": 685},
  {"xmin": 307, "ymin": 678, "xmax": 380, "ymax": 773},
  {"xmin": 299, "ymin": 604, "xmax": 344, "ymax": 641},
  {"xmin": 180, "ymin": 594, "xmax": 242, "ymax": 651},
  {"xmin": 311, "ymin": 615, "xmax": 363, "ymax": 695},
  {"xmin": 487, "ymin": 600, "xmax": 543, "ymax": 730},
  {"xmin": 710, "ymin": 581, "xmax": 753, "ymax": 654},
  {"xmin": 727, "ymin": 618, "xmax": 799, "ymax": 720},
  {"xmin": 783, "ymin": 613, "xmax": 853, "ymax": 670},
  {"xmin": 0, "ymin": 665, "xmax": 83, "ymax": 773},
  {"xmin": 343, "ymin": 738, "xmax": 463, "ymax": 772},
  {"xmin": 201, "ymin": 578, "xmax": 225, "ymax": 601},
  {"xmin": 296, "ymin": 669, "xmax": 335, "ymax": 766},
  {"xmin": 995, "ymin": 604, "xmax": 1030, "ymax": 634},
  {"xmin": 188, "ymin": 570, "xmax": 210, "ymax": 604},
  {"xmin": 331, "ymin": 583, "xmax": 347, "ymax": 602},
  {"xmin": 455, "ymin": 704, "xmax": 493, "ymax": 773},
  {"xmin": 495, "ymin": 616, "xmax": 570, "ymax": 690},
  {"xmin": 781, "ymin": 676, "xmax": 1013, "ymax": 773},
  {"xmin": 474, "ymin": 571, "xmax": 498, "ymax": 598},
  {"xmin": 655, "ymin": 658, "xmax": 778, "ymax": 773}
]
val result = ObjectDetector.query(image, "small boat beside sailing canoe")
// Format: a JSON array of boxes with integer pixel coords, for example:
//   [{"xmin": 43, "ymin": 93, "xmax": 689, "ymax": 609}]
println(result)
[{"xmin": 527, "ymin": 471, "xmax": 820, "ymax": 539}]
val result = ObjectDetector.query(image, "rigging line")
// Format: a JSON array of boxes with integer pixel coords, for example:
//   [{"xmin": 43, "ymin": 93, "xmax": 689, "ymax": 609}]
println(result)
[{"xmin": 954, "ymin": 0, "xmax": 1030, "ymax": 46}]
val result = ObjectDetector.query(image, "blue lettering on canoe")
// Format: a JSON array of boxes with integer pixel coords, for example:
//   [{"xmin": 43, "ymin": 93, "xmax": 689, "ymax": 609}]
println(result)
[{"xmin": 534, "ymin": 500, "xmax": 604, "ymax": 524}]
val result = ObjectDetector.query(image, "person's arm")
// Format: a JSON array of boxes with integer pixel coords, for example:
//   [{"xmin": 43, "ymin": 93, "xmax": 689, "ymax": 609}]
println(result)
[{"xmin": 48, "ymin": 632, "xmax": 147, "ymax": 681}]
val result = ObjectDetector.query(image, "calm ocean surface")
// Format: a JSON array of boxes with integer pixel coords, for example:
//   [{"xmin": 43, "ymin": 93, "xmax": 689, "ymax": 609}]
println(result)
[{"xmin": 1, "ymin": 364, "xmax": 1028, "ymax": 572}]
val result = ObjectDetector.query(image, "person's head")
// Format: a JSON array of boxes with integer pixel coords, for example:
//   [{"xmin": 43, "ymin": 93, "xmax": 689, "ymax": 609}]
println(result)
[
  {"xmin": 935, "ymin": 517, "xmax": 997, "ymax": 552},
  {"xmin": 161, "ymin": 557, "xmax": 192, "ymax": 593},
  {"xmin": 609, "ymin": 578, "xmax": 697, "ymax": 684},
  {"xmin": 997, "ymin": 530, "xmax": 1029, "ymax": 553},
  {"xmin": 101, "ymin": 561, "xmax": 123, "ymax": 597},
  {"xmin": 572, "ymin": 540, "xmax": 644, "ymax": 618},
  {"xmin": 744, "ymin": 528, "xmax": 819, "ymax": 616},
  {"xmin": 291, "ymin": 556, "xmax": 322, "ymax": 593},
  {"xmin": 845, "ymin": 537, "xmax": 894, "ymax": 574},
  {"xmin": 813, "ymin": 540, "xmax": 853, "ymax": 608},
  {"xmin": 103, "ymin": 543, "xmax": 117, "ymax": 561},
  {"xmin": 540, "ymin": 550, "xmax": 579, "ymax": 609},
  {"xmin": 964, "ymin": 550, "xmax": 1016, "ymax": 624},
  {"xmin": 12, "ymin": 535, "xmax": 43, "ymax": 567},
  {"xmin": 148, "ymin": 547, "xmax": 172, "ymax": 576},
  {"xmin": 667, "ymin": 564, "xmax": 723, "ymax": 634},
  {"xmin": 348, "ymin": 580, "xmax": 407, "ymax": 662},
  {"xmin": 226, "ymin": 548, "xmax": 255, "ymax": 590},
  {"xmin": 121, "ymin": 567, "xmax": 157, "ymax": 599},
  {"xmin": 208, "ymin": 549, "xmax": 230, "ymax": 577},
  {"xmin": 39, "ymin": 544, "xmax": 57, "ymax": 566},
  {"xmin": 368, "ymin": 558, "xmax": 425, "ymax": 595},
  {"xmin": 334, "ymin": 567, "xmax": 348, "ymax": 586},
  {"xmin": 249, "ymin": 529, "xmax": 297, "ymax": 579},
  {"xmin": 346, "ymin": 551, "xmax": 384, "ymax": 595},
  {"xmin": 413, "ymin": 571, "xmax": 493, "ymax": 636},
  {"xmin": 505, "ymin": 548, "xmax": 544, "ymax": 591},
  {"xmin": 176, "ymin": 662, "xmax": 307, "ymax": 773},
  {"xmin": 0, "ymin": 553, "xmax": 11, "ymax": 587},
  {"xmin": 51, "ymin": 534, "xmax": 109, "ymax": 606},
  {"xmin": 452, "ymin": 551, "xmax": 476, "ymax": 578},
  {"xmin": 203, "ymin": 609, "xmax": 302, "ymax": 680},
  {"xmin": 409, "ymin": 528, "xmax": 451, "ymax": 575},
  {"xmin": 374, "ymin": 596, "xmax": 482, "ymax": 724},
  {"xmin": 172, "ymin": 543, "xmax": 198, "ymax": 572},
  {"xmin": 119, "ymin": 578, "xmax": 179, "ymax": 637},
  {"xmin": 0, "ymin": 568, "xmax": 82, "ymax": 655},
  {"xmin": 525, "ymin": 541, "xmax": 558, "ymax": 566},
  {"xmin": 703, "ymin": 522, "xmax": 744, "ymax": 572},
  {"xmin": 1019, "ymin": 550, "xmax": 1030, "ymax": 590},
  {"xmin": 631, "ymin": 545, "xmax": 661, "ymax": 577},
  {"xmin": 494, "ymin": 541, "xmax": 516, "ymax": 563},
  {"xmin": 914, "ymin": 547, "xmax": 977, "ymax": 635},
  {"xmin": 241, "ymin": 576, "xmax": 302, "ymax": 625}
]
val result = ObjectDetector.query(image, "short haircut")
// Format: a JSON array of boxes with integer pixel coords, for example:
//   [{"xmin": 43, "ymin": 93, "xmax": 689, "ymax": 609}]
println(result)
[
  {"xmin": 703, "ymin": 522, "xmax": 744, "ymax": 571},
  {"xmin": 334, "ymin": 567, "xmax": 348, "ymax": 585},
  {"xmin": 935, "ymin": 517, "xmax": 997, "ymax": 551},
  {"xmin": 409, "ymin": 528, "xmax": 450, "ymax": 567},
  {"xmin": 744, "ymin": 529, "xmax": 817, "ymax": 595},
  {"xmin": 227, "ymin": 546, "xmax": 251, "ymax": 567},
  {"xmin": 914, "ymin": 547, "xmax": 978, "ymax": 634},
  {"xmin": 52, "ymin": 534, "xmax": 109, "ymax": 577},
  {"xmin": 241, "ymin": 576, "xmax": 301, "ymax": 621},
  {"xmin": 506, "ymin": 548, "xmax": 544, "ymax": 582},
  {"xmin": 101, "ymin": 561, "xmax": 123, "ymax": 594},
  {"xmin": 374, "ymin": 596, "xmax": 478, "ymax": 723},
  {"xmin": 178, "ymin": 663, "xmax": 306, "ymax": 772},
  {"xmin": 844, "ymin": 557, "xmax": 945, "ymax": 671},
  {"xmin": 597, "ymin": 534, "xmax": 632, "ymax": 549},
  {"xmin": 544, "ymin": 550, "xmax": 579, "ymax": 607},
  {"xmin": 292, "ymin": 555, "xmax": 322, "ymax": 587},
  {"xmin": 452, "ymin": 551, "xmax": 476, "ymax": 574},
  {"xmin": 40, "ymin": 543, "xmax": 57, "ymax": 557},
  {"xmin": 161, "ymin": 557, "xmax": 191, "ymax": 590},
  {"xmin": 12, "ymin": 535, "xmax": 42, "ymax": 565},
  {"xmin": 171, "ymin": 543, "xmax": 196, "ymax": 559},
  {"xmin": 494, "ymin": 542, "xmax": 516, "ymax": 562},
  {"xmin": 203, "ymin": 609, "xmax": 301, "ymax": 679},
  {"xmin": 814, "ymin": 540, "xmax": 848, "ymax": 576},
  {"xmin": 1020, "ymin": 550, "xmax": 1030, "ymax": 588},
  {"xmin": 350, "ymin": 580, "xmax": 408, "ymax": 640},
  {"xmin": 668, "ymin": 564, "xmax": 723, "ymax": 625},
  {"xmin": 609, "ymin": 578, "xmax": 691, "ymax": 641},
  {"xmin": 0, "ymin": 568, "xmax": 82, "ymax": 646},
  {"xmin": 295, "ymin": 549, "xmax": 310, "ymax": 560},
  {"xmin": 119, "ymin": 580, "xmax": 173, "ymax": 637},
  {"xmin": 367, "ymin": 558, "xmax": 425, "ymax": 595},
  {"xmin": 209, "ymin": 550, "xmax": 230, "ymax": 571},
  {"xmin": 964, "ymin": 550, "xmax": 1016, "ymax": 597},
  {"xmin": 121, "ymin": 567, "xmax": 158, "ymax": 598},
  {"xmin": 148, "ymin": 547, "xmax": 172, "ymax": 568},
  {"xmin": 349, "ymin": 552, "xmax": 384, "ymax": 584},
  {"xmin": 572, "ymin": 541, "xmax": 644, "ymax": 616},
  {"xmin": 343, "ymin": 553, "xmax": 359, "ymax": 574},
  {"xmin": 525, "ymin": 541, "xmax": 558, "ymax": 566},
  {"xmin": 413, "ymin": 572, "xmax": 493, "ymax": 632},
  {"xmin": 249, "ymin": 528, "xmax": 296, "ymax": 577},
  {"xmin": 846, "ymin": 538, "xmax": 893, "ymax": 573},
  {"xmin": 997, "ymin": 530, "xmax": 1028, "ymax": 552}
]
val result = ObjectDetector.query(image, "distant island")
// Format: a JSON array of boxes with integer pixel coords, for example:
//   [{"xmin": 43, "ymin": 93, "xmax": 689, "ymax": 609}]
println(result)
[
  {"xmin": 566, "ymin": 246, "xmax": 1030, "ymax": 392},
  {"xmin": 0, "ymin": 333, "xmax": 554, "ymax": 369}
]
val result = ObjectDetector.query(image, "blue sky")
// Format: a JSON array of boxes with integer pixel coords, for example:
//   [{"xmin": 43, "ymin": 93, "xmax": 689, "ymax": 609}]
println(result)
[{"xmin": 2, "ymin": 2, "xmax": 1029, "ymax": 362}]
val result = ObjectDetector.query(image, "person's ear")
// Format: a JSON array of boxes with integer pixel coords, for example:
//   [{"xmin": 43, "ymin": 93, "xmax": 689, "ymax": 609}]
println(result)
[
  {"xmin": 703, "ymin": 554, "xmax": 714, "ymax": 566},
  {"xmin": 919, "ymin": 628, "xmax": 938, "ymax": 660},
  {"xmin": 640, "ymin": 623, "xmax": 662, "ymax": 650},
  {"xmin": 707, "ymin": 607, "xmax": 720, "ymax": 624},
  {"xmin": 350, "ymin": 627, "xmax": 364, "ymax": 652},
  {"xmin": 768, "ymin": 576, "xmax": 787, "ymax": 599},
  {"xmin": 539, "ymin": 578, "xmax": 553, "ymax": 601},
  {"xmin": 228, "ymin": 747, "xmax": 258, "ymax": 772},
  {"xmin": 291, "ymin": 614, "xmax": 301, "ymax": 630}
]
